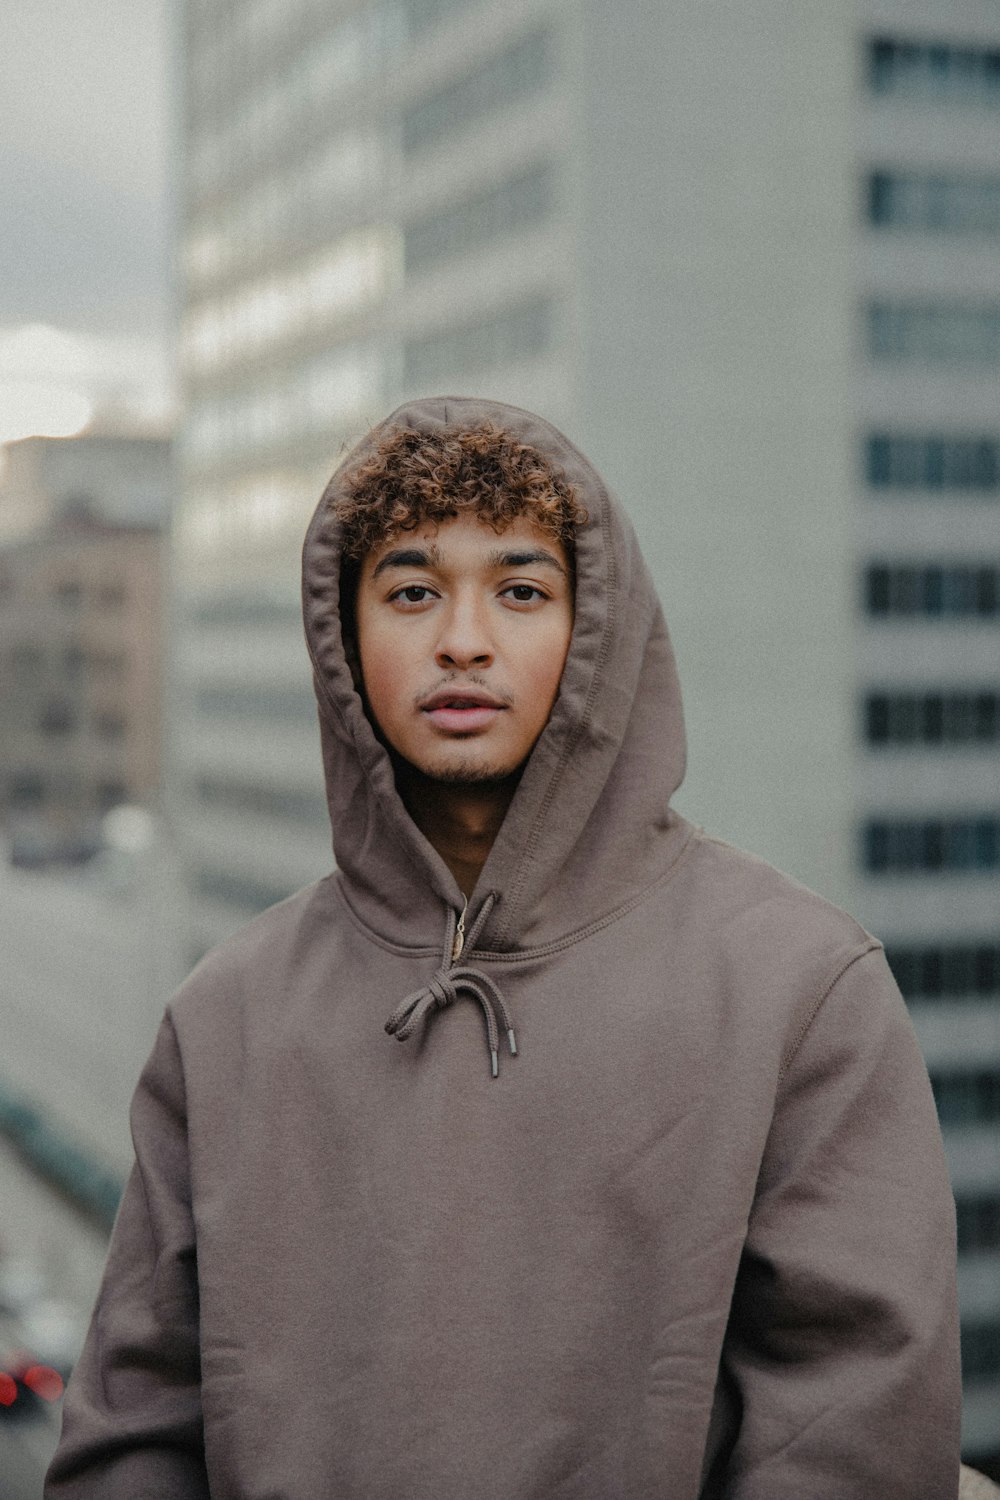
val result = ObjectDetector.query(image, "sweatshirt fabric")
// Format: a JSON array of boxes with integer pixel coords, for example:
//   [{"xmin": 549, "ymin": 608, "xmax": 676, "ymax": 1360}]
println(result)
[{"xmin": 46, "ymin": 396, "xmax": 961, "ymax": 1499}]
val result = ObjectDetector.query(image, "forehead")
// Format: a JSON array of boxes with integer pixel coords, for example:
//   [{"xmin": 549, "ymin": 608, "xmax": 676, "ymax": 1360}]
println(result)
[{"xmin": 360, "ymin": 511, "xmax": 569, "ymax": 576}]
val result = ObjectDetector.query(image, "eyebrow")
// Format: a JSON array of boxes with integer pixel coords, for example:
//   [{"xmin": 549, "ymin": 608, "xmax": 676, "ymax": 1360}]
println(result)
[
  {"xmin": 371, "ymin": 544, "xmax": 568, "ymax": 580},
  {"xmin": 371, "ymin": 546, "xmax": 440, "ymax": 580},
  {"xmin": 485, "ymin": 548, "xmax": 569, "ymax": 578}
]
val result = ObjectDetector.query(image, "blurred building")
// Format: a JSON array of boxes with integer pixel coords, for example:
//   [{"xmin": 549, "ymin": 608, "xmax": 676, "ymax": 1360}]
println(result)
[
  {"xmin": 853, "ymin": 5, "xmax": 1000, "ymax": 1462},
  {"xmin": 0, "ymin": 431, "xmax": 172, "ymax": 541},
  {"xmin": 176, "ymin": 0, "xmax": 999, "ymax": 1462},
  {"xmin": 176, "ymin": 0, "xmax": 854, "ymax": 942},
  {"xmin": 0, "ymin": 432, "xmax": 171, "ymax": 859}
]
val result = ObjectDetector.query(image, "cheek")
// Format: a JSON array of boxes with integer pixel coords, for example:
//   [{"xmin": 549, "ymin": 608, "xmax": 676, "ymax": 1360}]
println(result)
[
  {"xmin": 524, "ymin": 620, "xmax": 573, "ymax": 719},
  {"xmin": 356, "ymin": 618, "xmax": 406, "ymax": 728}
]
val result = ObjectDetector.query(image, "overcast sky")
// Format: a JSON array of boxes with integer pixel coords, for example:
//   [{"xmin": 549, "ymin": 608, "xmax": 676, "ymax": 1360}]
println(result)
[{"xmin": 2, "ymin": 0, "xmax": 173, "ymax": 345}]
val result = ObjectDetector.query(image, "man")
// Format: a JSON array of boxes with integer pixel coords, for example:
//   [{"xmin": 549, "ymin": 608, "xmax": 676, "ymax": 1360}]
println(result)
[{"xmin": 47, "ymin": 396, "xmax": 961, "ymax": 1498}]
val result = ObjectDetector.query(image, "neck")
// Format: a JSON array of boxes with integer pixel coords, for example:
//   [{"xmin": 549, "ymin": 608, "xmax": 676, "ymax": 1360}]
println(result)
[{"xmin": 396, "ymin": 764, "xmax": 519, "ymax": 899}]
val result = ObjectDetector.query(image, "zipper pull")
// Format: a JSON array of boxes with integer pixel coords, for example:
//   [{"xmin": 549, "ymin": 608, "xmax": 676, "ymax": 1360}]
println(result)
[{"xmin": 451, "ymin": 901, "xmax": 467, "ymax": 963}]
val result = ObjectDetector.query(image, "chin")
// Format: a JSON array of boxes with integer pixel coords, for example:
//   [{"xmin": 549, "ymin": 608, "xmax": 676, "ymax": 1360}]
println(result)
[{"xmin": 419, "ymin": 754, "xmax": 522, "ymax": 787}]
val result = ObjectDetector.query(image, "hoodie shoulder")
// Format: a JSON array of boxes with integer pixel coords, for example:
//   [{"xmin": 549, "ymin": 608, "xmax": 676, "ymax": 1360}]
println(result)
[{"xmin": 167, "ymin": 876, "xmax": 343, "ymax": 1028}]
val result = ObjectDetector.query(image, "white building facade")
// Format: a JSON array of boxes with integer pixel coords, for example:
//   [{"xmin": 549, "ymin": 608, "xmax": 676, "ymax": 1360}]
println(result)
[
  {"xmin": 853, "ymin": 0, "xmax": 1000, "ymax": 1461},
  {"xmin": 175, "ymin": 0, "xmax": 998, "ymax": 1463}
]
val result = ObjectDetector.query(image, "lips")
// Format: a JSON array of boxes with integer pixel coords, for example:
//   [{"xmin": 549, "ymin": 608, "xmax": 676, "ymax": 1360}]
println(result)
[{"xmin": 420, "ymin": 687, "xmax": 507, "ymax": 733}]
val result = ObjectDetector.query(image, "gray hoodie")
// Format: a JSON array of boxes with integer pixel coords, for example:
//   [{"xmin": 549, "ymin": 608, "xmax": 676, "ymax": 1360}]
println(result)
[{"xmin": 47, "ymin": 397, "xmax": 961, "ymax": 1498}]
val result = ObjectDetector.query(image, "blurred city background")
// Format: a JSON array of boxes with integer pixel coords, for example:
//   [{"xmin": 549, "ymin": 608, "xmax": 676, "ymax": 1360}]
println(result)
[{"xmin": 1, "ymin": 0, "xmax": 998, "ymax": 1490}]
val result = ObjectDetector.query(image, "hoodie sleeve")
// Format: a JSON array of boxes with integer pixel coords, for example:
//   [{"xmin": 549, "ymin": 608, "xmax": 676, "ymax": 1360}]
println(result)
[
  {"xmin": 707, "ymin": 946, "xmax": 962, "ymax": 1500},
  {"xmin": 44, "ymin": 1010, "xmax": 210, "ymax": 1498}
]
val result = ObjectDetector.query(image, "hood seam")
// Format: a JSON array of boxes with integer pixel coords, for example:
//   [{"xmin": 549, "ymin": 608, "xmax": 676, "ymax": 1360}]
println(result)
[
  {"xmin": 332, "ymin": 876, "xmax": 443, "ymax": 958},
  {"xmin": 493, "ymin": 474, "xmax": 618, "ymax": 947},
  {"xmin": 334, "ymin": 818, "xmax": 697, "ymax": 963}
]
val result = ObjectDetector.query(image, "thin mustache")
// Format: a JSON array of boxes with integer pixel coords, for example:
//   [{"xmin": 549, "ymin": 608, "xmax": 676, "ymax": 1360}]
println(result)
[{"xmin": 413, "ymin": 675, "xmax": 514, "ymax": 711}]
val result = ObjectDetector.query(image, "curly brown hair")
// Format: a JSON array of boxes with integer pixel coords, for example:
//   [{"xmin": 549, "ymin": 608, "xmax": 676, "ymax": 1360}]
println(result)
[{"xmin": 331, "ymin": 422, "xmax": 587, "ymax": 559}]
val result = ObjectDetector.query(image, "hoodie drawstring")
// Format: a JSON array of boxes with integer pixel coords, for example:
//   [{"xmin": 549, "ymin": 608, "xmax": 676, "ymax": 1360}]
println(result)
[{"xmin": 384, "ymin": 894, "xmax": 517, "ymax": 1078}]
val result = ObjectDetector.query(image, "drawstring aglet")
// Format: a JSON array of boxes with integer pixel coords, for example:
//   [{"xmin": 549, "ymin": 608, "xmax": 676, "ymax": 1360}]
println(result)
[
  {"xmin": 490, "ymin": 1048, "xmax": 499, "ymax": 1079},
  {"xmin": 507, "ymin": 1028, "xmax": 517, "ymax": 1056}
]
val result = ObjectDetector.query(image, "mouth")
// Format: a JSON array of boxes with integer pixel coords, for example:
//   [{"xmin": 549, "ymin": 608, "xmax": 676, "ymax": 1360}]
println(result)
[{"xmin": 420, "ymin": 688, "xmax": 508, "ymax": 733}]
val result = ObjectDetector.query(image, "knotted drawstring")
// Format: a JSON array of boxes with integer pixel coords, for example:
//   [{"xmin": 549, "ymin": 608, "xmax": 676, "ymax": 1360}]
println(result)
[{"xmin": 384, "ymin": 893, "xmax": 517, "ymax": 1078}]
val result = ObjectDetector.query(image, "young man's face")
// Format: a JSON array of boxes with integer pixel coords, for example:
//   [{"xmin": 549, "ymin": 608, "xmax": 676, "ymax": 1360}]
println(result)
[{"xmin": 355, "ymin": 511, "xmax": 574, "ymax": 784}]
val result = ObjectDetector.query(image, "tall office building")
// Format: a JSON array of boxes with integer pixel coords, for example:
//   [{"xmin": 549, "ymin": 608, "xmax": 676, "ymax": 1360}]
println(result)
[
  {"xmin": 176, "ymin": 0, "xmax": 853, "ymax": 943},
  {"xmin": 853, "ymin": 2, "xmax": 1000, "ymax": 1464},
  {"xmin": 176, "ymin": 0, "xmax": 997, "ymax": 1463}
]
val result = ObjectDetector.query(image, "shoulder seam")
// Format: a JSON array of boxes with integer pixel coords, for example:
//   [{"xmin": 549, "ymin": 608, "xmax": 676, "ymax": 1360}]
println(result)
[{"xmin": 778, "ymin": 938, "xmax": 884, "ymax": 1081}]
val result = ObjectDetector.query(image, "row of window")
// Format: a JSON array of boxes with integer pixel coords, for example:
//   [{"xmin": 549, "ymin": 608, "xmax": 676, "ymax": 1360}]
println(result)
[
  {"xmin": 956, "ymin": 1193, "xmax": 1000, "ymax": 1255},
  {"xmin": 402, "ymin": 0, "xmax": 470, "ymax": 39},
  {"xmin": 867, "ymin": 169, "xmax": 1000, "ymax": 236},
  {"xmin": 7, "ymin": 645, "xmax": 126, "ymax": 682},
  {"xmin": 403, "ymin": 294, "xmax": 555, "ymax": 388},
  {"xmin": 182, "ymin": 228, "xmax": 388, "ymax": 375},
  {"xmin": 865, "ymin": 435, "xmax": 999, "ymax": 493},
  {"xmin": 864, "ymin": 691, "xmax": 1000, "ymax": 747},
  {"xmin": 930, "ymin": 1069, "xmax": 1000, "ymax": 1127},
  {"xmin": 404, "ymin": 160, "xmax": 555, "ymax": 275},
  {"xmin": 195, "ymin": 774, "xmax": 327, "ymax": 826},
  {"xmin": 196, "ymin": 682, "xmax": 317, "ymax": 723},
  {"xmin": 178, "ymin": 472, "xmax": 318, "ymax": 557},
  {"xmin": 866, "ymin": 301, "xmax": 1000, "ymax": 367},
  {"xmin": 51, "ymin": 579, "xmax": 128, "ymax": 610},
  {"xmin": 886, "ymin": 943, "xmax": 1000, "ymax": 1001},
  {"xmin": 183, "ymin": 343, "xmax": 381, "ymax": 467},
  {"xmin": 188, "ymin": 7, "xmax": 390, "ymax": 200},
  {"xmin": 195, "ymin": 865, "xmax": 298, "ymax": 914},
  {"xmin": 185, "ymin": 131, "xmax": 382, "ymax": 288},
  {"xmin": 862, "ymin": 818, "xmax": 1000, "ymax": 874},
  {"xmin": 864, "ymin": 565, "xmax": 999, "ymax": 619},
  {"xmin": 402, "ymin": 27, "xmax": 555, "ymax": 155},
  {"xmin": 185, "ymin": 592, "xmax": 302, "ymax": 629},
  {"xmin": 867, "ymin": 36, "xmax": 1000, "ymax": 107},
  {"xmin": 962, "ymin": 1322, "xmax": 1000, "ymax": 1383},
  {"xmin": 35, "ymin": 702, "xmax": 127, "ymax": 742}
]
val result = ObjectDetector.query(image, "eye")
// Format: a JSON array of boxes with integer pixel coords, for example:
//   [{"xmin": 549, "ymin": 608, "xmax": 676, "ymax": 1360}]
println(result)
[
  {"xmin": 502, "ymin": 584, "xmax": 546, "ymax": 604},
  {"xmin": 390, "ymin": 584, "xmax": 435, "ymax": 605}
]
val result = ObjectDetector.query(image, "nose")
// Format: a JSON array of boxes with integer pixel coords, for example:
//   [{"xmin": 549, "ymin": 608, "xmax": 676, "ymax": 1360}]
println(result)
[{"xmin": 434, "ymin": 592, "xmax": 494, "ymax": 671}]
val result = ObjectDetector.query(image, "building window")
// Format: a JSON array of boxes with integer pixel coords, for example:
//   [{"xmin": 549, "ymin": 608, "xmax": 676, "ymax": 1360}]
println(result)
[
  {"xmin": 404, "ymin": 294, "xmax": 555, "ymax": 387},
  {"xmin": 54, "ymin": 579, "xmax": 82, "ymax": 609},
  {"xmin": 11, "ymin": 644, "xmax": 44, "ymax": 679},
  {"xmin": 866, "ymin": 169, "xmax": 1000, "ymax": 235},
  {"xmin": 865, "ymin": 301, "xmax": 1000, "ymax": 365},
  {"xmin": 402, "ymin": 27, "xmax": 555, "ymax": 155},
  {"xmin": 955, "ymin": 1194, "xmax": 1000, "ymax": 1253},
  {"xmin": 194, "ymin": 865, "xmax": 295, "ymax": 914},
  {"xmin": 962, "ymin": 1322, "xmax": 1000, "ymax": 1383},
  {"xmin": 862, "ymin": 817, "xmax": 1000, "ymax": 874},
  {"xmin": 864, "ymin": 563, "xmax": 999, "ymax": 618},
  {"xmin": 194, "ymin": 775, "xmax": 327, "ymax": 825},
  {"xmin": 885, "ymin": 942, "xmax": 1000, "ymax": 1002},
  {"xmin": 93, "ymin": 712, "xmax": 127, "ymax": 742},
  {"xmin": 97, "ymin": 581, "xmax": 127, "ymax": 610},
  {"xmin": 404, "ymin": 161, "xmax": 556, "ymax": 275},
  {"xmin": 864, "ymin": 690, "xmax": 1000, "ymax": 746},
  {"xmin": 865, "ymin": 434, "xmax": 1000, "ymax": 491},
  {"xmin": 867, "ymin": 36, "xmax": 1000, "ymax": 107},
  {"xmin": 195, "ymin": 683, "xmax": 316, "ymax": 723},
  {"xmin": 930, "ymin": 1068, "xmax": 1000, "ymax": 1126},
  {"xmin": 38, "ymin": 699, "xmax": 77, "ymax": 736},
  {"xmin": 186, "ymin": 591, "xmax": 302, "ymax": 628}
]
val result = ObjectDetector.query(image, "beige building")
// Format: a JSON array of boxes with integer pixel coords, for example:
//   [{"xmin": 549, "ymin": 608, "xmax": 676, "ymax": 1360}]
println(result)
[{"xmin": 0, "ymin": 431, "xmax": 170, "ymax": 858}]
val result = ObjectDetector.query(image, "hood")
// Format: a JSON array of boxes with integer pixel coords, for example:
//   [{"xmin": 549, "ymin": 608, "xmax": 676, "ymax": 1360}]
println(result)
[{"xmin": 302, "ymin": 395, "xmax": 689, "ymax": 953}]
